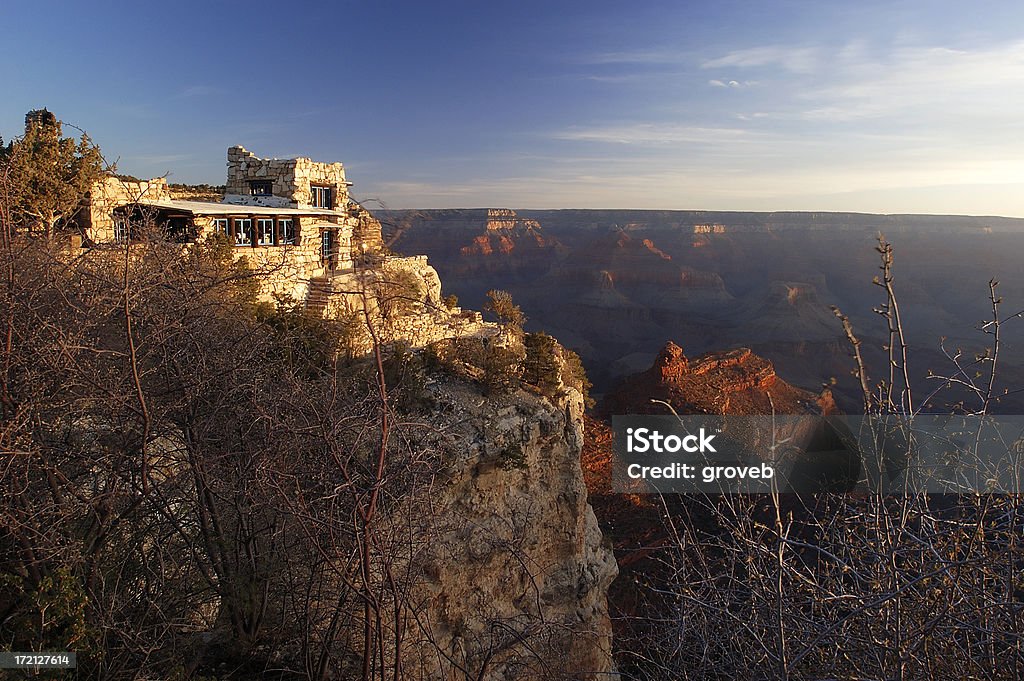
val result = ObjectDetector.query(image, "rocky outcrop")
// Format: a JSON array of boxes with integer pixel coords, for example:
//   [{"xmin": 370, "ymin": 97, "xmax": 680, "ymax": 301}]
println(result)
[
  {"xmin": 459, "ymin": 209, "xmax": 559, "ymax": 257},
  {"xmin": 587, "ymin": 340, "xmax": 839, "ymax": 672},
  {"xmin": 400, "ymin": 377, "xmax": 617, "ymax": 680},
  {"xmin": 316, "ymin": 255, "xmax": 495, "ymax": 351},
  {"xmin": 599, "ymin": 341, "xmax": 836, "ymax": 417},
  {"xmin": 693, "ymin": 224, "xmax": 726, "ymax": 234},
  {"xmin": 307, "ymin": 236, "xmax": 616, "ymax": 678},
  {"xmin": 382, "ymin": 209, "xmax": 563, "ymax": 276}
]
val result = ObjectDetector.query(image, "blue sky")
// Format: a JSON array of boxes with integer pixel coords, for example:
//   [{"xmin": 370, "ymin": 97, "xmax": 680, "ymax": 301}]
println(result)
[{"xmin": 3, "ymin": 0, "xmax": 1024, "ymax": 215}]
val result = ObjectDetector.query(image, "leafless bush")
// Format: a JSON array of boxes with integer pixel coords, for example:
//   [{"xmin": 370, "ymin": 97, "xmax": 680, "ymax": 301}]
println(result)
[{"xmin": 624, "ymin": 235, "xmax": 1024, "ymax": 680}]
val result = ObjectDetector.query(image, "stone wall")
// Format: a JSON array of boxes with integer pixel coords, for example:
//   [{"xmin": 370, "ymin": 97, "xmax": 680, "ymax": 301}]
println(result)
[
  {"xmin": 84, "ymin": 176, "xmax": 171, "ymax": 243},
  {"xmin": 225, "ymin": 145, "xmax": 350, "ymax": 212},
  {"xmin": 193, "ymin": 215, "xmax": 357, "ymax": 303}
]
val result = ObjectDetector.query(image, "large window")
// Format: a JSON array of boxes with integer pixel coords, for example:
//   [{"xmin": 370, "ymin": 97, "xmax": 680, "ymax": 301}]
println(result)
[
  {"xmin": 278, "ymin": 218, "xmax": 295, "ymax": 245},
  {"xmin": 257, "ymin": 218, "xmax": 275, "ymax": 245},
  {"xmin": 249, "ymin": 180, "xmax": 272, "ymax": 196},
  {"xmin": 233, "ymin": 218, "xmax": 253, "ymax": 246},
  {"xmin": 216, "ymin": 215, "xmax": 297, "ymax": 247},
  {"xmin": 310, "ymin": 185, "xmax": 332, "ymax": 209}
]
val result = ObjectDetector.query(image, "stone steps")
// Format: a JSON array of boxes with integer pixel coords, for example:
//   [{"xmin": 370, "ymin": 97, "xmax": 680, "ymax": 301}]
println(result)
[{"xmin": 305, "ymin": 276, "xmax": 333, "ymax": 317}]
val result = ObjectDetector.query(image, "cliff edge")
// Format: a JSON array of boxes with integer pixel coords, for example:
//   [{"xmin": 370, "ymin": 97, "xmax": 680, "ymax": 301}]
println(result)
[{"xmin": 397, "ymin": 375, "xmax": 617, "ymax": 679}]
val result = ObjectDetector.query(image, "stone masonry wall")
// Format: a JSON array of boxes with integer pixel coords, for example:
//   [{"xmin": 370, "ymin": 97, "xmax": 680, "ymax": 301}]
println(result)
[
  {"xmin": 85, "ymin": 176, "xmax": 171, "ymax": 243},
  {"xmin": 193, "ymin": 215, "xmax": 355, "ymax": 304},
  {"xmin": 225, "ymin": 146, "xmax": 350, "ymax": 213}
]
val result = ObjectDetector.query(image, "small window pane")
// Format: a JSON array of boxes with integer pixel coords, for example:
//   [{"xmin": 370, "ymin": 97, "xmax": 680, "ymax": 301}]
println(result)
[
  {"xmin": 113, "ymin": 217, "xmax": 129, "ymax": 244},
  {"xmin": 257, "ymin": 218, "xmax": 275, "ymax": 245},
  {"xmin": 234, "ymin": 218, "xmax": 252, "ymax": 246},
  {"xmin": 212, "ymin": 218, "xmax": 229, "ymax": 236},
  {"xmin": 311, "ymin": 185, "xmax": 332, "ymax": 209},
  {"xmin": 249, "ymin": 180, "xmax": 272, "ymax": 196},
  {"xmin": 278, "ymin": 218, "xmax": 294, "ymax": 244}
]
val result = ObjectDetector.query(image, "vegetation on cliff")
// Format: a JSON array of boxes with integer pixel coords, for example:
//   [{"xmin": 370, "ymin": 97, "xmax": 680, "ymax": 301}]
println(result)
[
  {"xmin": 587, "ymin": 240, "xmax": 1024, "ymax": 680},
  {"xmin": 0, "ymin": 112, "xmax": 613, "ymax": 680}
]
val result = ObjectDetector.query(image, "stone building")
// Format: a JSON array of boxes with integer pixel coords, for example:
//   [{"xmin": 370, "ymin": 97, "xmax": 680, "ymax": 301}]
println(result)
[
  {"xmin": 79, "ymin": 146, "xmax": 386, "ymax": 302},
  {"xmin": 78, "ymin": 146, "xmax": 489, "ymax": 347}
]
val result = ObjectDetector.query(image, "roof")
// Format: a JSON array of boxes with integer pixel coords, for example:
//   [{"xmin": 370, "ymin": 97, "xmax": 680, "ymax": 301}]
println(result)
[{"xmin": 136, "ymin": 199, "xmax": 348, "ymax": 218}]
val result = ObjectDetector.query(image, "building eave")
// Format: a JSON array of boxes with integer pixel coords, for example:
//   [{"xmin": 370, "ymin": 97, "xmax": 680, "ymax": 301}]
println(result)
[{"xmin": 134, "ymin": 199, "xmax": 348, "ymax": 218}]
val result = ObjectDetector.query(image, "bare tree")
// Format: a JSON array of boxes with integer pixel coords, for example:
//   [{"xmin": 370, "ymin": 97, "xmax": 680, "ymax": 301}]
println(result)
[{"xmin": 619, "ymin": 235, "xmax": 1024, "ymax": 680}]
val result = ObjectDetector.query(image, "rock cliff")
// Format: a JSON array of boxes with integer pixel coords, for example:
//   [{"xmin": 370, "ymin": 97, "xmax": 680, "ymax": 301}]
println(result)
[
  {"xmin": 310, "ymin": 227, "xmax": 617, "ymax": 678},
  {"xmin": 399, "ymin": 377, "xmax": 617, "ymax": 680},
  {"xmin": 599, "ymin": 341, "xmax": 836, "ymax": 418},
  {"xmin": 458, "ymin": 209, "xmax": 557, "ymax": 256}
]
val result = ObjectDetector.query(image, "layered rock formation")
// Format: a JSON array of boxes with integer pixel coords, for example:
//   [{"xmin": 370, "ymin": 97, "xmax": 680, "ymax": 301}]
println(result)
[
  {"xmin": 599, "ymin": 341, "xmax": 836, "ymax": 418},
  {"xmin": 386, "ymin": 209, "xmax": 562, "ymax": 264},
  {"xmin": 400, "ymin": 376, "xmax": 617, "ymax": 680},
  {"xmin": 458, "ymin": 209, "xmax": 557, "ymax": 256},
  {"xmin": 585, "ymin": 341, "xmax": 840, "ymax": 673},
  {"xmin": 383, "ymin": 208, "xmax": 1024, "ymax": 412}
]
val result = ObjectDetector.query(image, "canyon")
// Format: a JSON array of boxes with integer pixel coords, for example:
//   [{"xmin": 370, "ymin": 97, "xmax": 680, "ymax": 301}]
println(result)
[{"xmin": 384, "ymin": 208, "xmax": 1024, "ymax": 413}]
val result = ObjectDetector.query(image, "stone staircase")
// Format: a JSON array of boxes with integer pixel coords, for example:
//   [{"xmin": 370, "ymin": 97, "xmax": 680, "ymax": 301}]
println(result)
[{"xmin": 306, "ymin": 276, "xmax": 333, "ymax": 317}]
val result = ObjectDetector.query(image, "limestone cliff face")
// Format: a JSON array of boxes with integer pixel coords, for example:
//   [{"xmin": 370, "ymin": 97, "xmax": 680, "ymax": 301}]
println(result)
[
  {"xmin": 310, "ymin": 234, "xmax": 616, "ymax": 677},
  {"xmin": 402, "ymin": 379, "xmax": 617, "ymax": 680}
]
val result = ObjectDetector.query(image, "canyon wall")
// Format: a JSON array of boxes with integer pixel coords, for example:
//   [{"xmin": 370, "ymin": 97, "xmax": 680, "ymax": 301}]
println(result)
[{"xmin": 397, "ymin": 377, "xmax": 617, "ymax": 679}]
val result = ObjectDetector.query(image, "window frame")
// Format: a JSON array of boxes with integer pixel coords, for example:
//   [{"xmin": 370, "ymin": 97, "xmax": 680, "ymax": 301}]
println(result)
[
  {"xmin": 233, "ymin": 217, "xmax": 253, "ymax": 246},
  {"xmin": 113, "ymin": 216, "xmax": 130, "ymax": 244},
  {"xmin": 278, "ymin": 217, "xmax": 295, "ymax": 245},
  {"xmin": 310, "ymin": 184, "xmax": 332, "ymax": 209},
  {"xmin": 248, "ymin": 180, "xmax": 273, "ymax": 196},
  {"xmin": 257, "ymin": 217, "xmax": 275, "ymax": 246}
]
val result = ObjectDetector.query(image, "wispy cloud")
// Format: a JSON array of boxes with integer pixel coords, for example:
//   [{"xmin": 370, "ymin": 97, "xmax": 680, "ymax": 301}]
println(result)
[
  {"xmin": 709, "ymin": 79, "xmax": 755, "ymax": 89},
  {"xmin": 797, "ymin": 41, "xmax": 1024, "ymax": 121},
  {"xmin": 702, "ymin": 46, "xmax": 820, "ymax": 73},
  {"xmin": 552, "ymin": 124, "xmax": 756, "ymax": 146}
]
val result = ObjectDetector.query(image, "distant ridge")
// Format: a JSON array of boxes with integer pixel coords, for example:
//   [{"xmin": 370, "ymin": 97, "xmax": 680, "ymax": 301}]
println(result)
[{"xmin": 382, "ymin": 208, "xmax": 1024, "ymax": 233}]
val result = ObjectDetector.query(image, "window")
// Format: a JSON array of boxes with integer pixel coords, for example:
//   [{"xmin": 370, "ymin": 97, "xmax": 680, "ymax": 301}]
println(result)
[
  {"xmin": 113, "ymin": 217, "xmax": 129, "ymax": 244},
  {"xmin": 249, "ymin": 180, "xmax": 272, "ymax": 196},
  {"xmin": 310, "ymin": 185, "xmax": 332, "ymax": 209},
  {"xmin": 233, "ymin": 218, "xmax": 252, "ymax": 246},
  {"xmin": 166, "ymin": 216, "xmax": 195, "ymax": 243},
  {"xmin": 278, "ymin": 218, "xmax": 295, "ymax": 245},
  {"xmin": 257, "ymin": 218, "xmax": 275, "ymax": 245},
  {"xmin": 212, "ymin": 218, "xmax": 229, "ymax": 236},
  {"xmin": 321, "ymin": 229, "xmax": 335, "ymax": 264}
]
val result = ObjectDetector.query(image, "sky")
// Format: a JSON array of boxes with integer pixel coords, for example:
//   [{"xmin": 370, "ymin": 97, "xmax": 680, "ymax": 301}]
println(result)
[{"xmin": 3, "ymin": 0, "xmax": 1024, "ymax": 215}]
